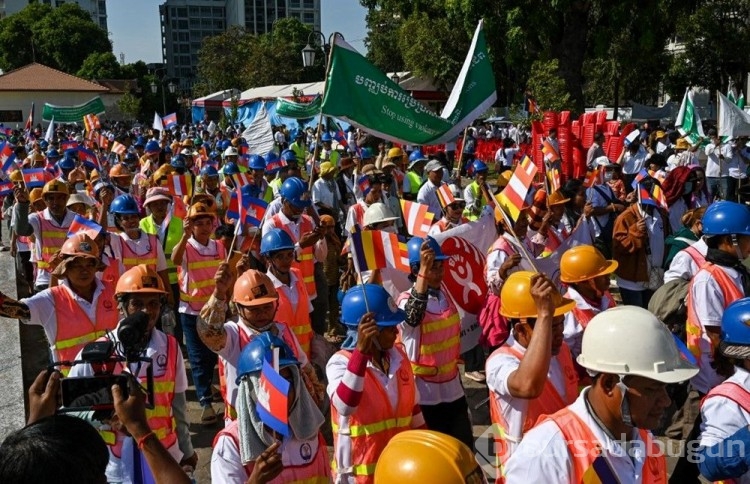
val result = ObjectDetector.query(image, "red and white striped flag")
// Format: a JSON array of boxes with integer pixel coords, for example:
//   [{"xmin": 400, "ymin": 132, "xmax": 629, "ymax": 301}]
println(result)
[
  {"xmin": 541, "ymin": 139, "xmax": 560, "ymax": 162},
  {"xmin": 583, "ymin": 167, "xmax": 602, "ymax": 188},
  {"xmin": 495, "ymin": 155, "xmax": 538, "ymax": 221},
  {"xmin": 547, "ymin": 166, "xmax": 561, "ymax": 192},
  {"xmin": 400, "ymin": 200, "xmax": 434, "ymax": 237},
  {"xmin": 98, "ymin": 134, "xmax": 109, "ymax": 150},
  {"xmin": 83, "ymin": 114, "xmax": 101, "ymax": 132},
  {"xmin": 231, "ymin": 173, "xmax": 253, "ymax": 188},
  {"xmin": 163, "ymin": 174, "xmax": 193, "ymax": 197},
  {"xmin": 435, "ymin": 183, "xmax": 455, "ymax": 209},
  {"xmin": 110, "ymin": 141, "xmax": 126, "ymax": 155}
]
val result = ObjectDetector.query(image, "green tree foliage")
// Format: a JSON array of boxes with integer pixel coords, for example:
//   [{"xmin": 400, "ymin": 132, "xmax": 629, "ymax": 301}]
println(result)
[
  {"xmin": 77, "ymin": 52, "xmax": 122, "ymax": 80},
  {"xmin": 526, "ymin": 59, "xmax": 574, "ymax": 112},
  {"xmin": 117, "ymin": 92, "xmax": 141, "ymax": 122},
  {"xmin": 0, "ymin": 3, "xmax": 111, "ymax": 74}
]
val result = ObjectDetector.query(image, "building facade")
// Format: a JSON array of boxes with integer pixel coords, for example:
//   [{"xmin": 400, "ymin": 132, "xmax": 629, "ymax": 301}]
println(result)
[{"xmin": 0, "ymin": 0, "xmax": 108, "ymax": 31}]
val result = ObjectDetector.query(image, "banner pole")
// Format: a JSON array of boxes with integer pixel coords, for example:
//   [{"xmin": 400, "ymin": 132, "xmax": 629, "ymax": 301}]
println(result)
[
  {"xmin": 308, "ymin": 33, "xmax": 340, "ymax": 192},
  {"xmin": 455, "ymin": 126, "xmax": 470, "ymax": 182}
]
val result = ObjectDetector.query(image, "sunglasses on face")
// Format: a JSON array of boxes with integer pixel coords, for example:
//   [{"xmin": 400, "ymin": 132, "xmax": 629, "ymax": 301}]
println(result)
[{"xmin": 448, "ymin": 202, "xmax": 466, "ymax": 210}]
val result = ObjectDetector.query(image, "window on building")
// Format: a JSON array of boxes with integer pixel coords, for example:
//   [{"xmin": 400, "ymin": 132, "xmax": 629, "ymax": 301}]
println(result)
[
  {"xmin": 189, "ymin": 6, "xmax": 199, "ymax": 16},
  {"xmin": 303, "ymin": 12, "xmax": 314, "ymax": 24},
  {"xmin": 290, "ymin": 0, "xmax": 300, "ymax": 7},
  {"xmin": 303, "ymin": 0, "xmax": 314, "ymax": 8},
  {"xmin": 177, "ymin": 7, "xmax": 187, "ymax": 17},
  {"xmin": 178, "ymin": 19, "xmax": 188, "ymax": 29}
]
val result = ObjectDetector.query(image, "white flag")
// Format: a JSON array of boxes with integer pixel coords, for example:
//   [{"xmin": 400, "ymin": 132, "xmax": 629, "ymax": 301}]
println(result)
[
  {"xmin": 207, "ymin": 120, "xmax": 217, "ymax": 135},
  {"xmin": 718, "ymin": 91, "xmax": 750, "ymax": 139},
  {"xmin": 152, "ymin": 112, "xmax": 164, "ymax": 132},
  {"xmin": 44, "ymin": 117, "xmax": 54, "ymax": 142},
  {"xmin": 242, "ymin": 104, "xmax": 275, "ymax": 156}
]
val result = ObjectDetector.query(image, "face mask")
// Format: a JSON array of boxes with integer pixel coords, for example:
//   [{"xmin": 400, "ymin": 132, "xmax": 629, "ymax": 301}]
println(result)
[
  {"xmin": 683, "ymin": 182, "xmax": 693, "ymax": 194},
  {"xmin": 603, "ymin": 172, "xmax": 613, "ymax": 182},
  {"xmin": 381, "ymin": 225, "xmax": 397, "ymax": 234}
]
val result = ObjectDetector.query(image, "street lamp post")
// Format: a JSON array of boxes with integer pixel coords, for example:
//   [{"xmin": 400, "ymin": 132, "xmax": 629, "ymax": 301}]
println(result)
[{"xmin": 150, "ymin": 67, "xmax": 176, "ymax": 115}]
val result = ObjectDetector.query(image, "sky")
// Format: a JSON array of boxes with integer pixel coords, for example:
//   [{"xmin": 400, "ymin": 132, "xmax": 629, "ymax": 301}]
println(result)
[{"xmin": 107, "ymin": 0, "xmax": 369, "ymax": 65}]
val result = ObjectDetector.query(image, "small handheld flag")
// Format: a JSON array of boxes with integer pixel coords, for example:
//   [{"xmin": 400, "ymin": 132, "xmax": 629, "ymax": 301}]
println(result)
[
  {"xmin": 163, "ymin": 174, "xmax": 193, "ymax": 197},
  {"xmin": 162, "ymin": 113, "xmax": 178, "ymax": 129},
  {"xmin": 60, "ymin": 140, "xmax": 78, "ymax": 151},
  {"xmin": 256, "ymin": 359, "xmax": 290, "ymax": 437},
  {"xmin": 0, "ymin": 180, "xmax": 14, "ymax": 196},
  {"xmin": 547, "ymin": 166, "xmax": 561, "ymax": 192},
  {"xmin": 83, "ymin": 113, "xmax": 100, "ymax": 132},
  {"xmin": 24, "ymin": 102, "xmax": 34, "ymax": 132},
  {"xmin": 67, "ymin": 214, "xmax": 103, "ymax": 239},
  {"xmin": 22, "ymin": 168, "xmax": 46, "ymax": 188},
  {"xmin": 78, "ymin": 147, "xmax": 100, "ymax": 170},
  {"xmin": 152, "ymin": 112, "xmax": 165, "ymax": 132},
  {"xmin": 0, "ymin": 142, "xmax": 17, "ymax": 174},
  {"xmin": 349, "ymin": 227, "xmax": 410, "ymax": 274},
  {"xmin": 435, "ymin": 183, "xmax": 455, "ymax": 209},
  {"xmin": 400, "ymin": 200, "xmax": 434, "ymax": 237},
  {"xmin": 581, "ymin": 455, "xmax": 618, "ymax": 484},
  {"xmin": 110, "ymin": 141, "xmax": 127, "ymax": 156},
  {"xmin": 495, "ymin": 156, "xmax": 538, "ymax": 222},
  {"xmin": 583, "ymin": 167, "xmax": 601, "ymax": 188},
  {"xmin": 357, "ymin": 175, "xmax": 371, "ymax": 196},
  {"xmin": 236, "ymin": 186, "xmax": 268, "ymax": 227},
  {"xmin": 541, "ymin": 140, "xmax": 560, "ymax": 162},
  {"xmin": 231, "ymin": 173, "xmax": 253, "ymax": 188}
]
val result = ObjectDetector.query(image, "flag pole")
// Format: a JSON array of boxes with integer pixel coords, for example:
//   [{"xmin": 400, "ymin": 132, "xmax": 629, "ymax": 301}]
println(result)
[
  {"xmin": 497, "ymin": 203, "xmax": 538, "ymax": 272},
  {"xmin": 455, "ymin": 126, "xmax": 470, "ymax": 182}
]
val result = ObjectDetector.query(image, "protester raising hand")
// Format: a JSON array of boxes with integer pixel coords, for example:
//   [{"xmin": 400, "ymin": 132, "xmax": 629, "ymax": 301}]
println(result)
[
  {"xmin": 355, "ymin": 312, "xmax": 379, "ymax": 356},
  {"xmin": 246, "ymin": 442, "xmax": 283, "ymax": 484}
]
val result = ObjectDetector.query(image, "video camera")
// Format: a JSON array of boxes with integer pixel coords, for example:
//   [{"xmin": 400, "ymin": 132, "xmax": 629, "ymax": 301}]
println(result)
[{"xmin": 53, "ymin": 312, "xmax": 155, "ymax": 413}]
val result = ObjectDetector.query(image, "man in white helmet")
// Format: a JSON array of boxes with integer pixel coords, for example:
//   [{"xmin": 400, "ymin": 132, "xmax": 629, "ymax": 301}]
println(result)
[{"xmin": 504, "ymin": 306, "xmax": 698, "ymax": 482}]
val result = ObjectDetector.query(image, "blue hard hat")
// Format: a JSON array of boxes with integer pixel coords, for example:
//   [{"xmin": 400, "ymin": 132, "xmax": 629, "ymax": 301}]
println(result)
[
  {"xmin": 341, "ymin": 284, "xmax": 406, "ymax": 327},
  {"xmin": 209, "ymin": 150, "xmax": 221, "ymax": 160},
  {"xmin": 321, "ymin": 133, "xmax": 332, "ymax": 143},
  {"xmin": 219, "ymin": 139, "xmax": 231, "ymax": 151},
  {"xmin": 134, "ymin": 136, "xmax": 146, "ymax": 147},
  {"xmin": 124, "ymin": 151, "xmax": 138, "ymax": 162},
  {"xmin": 170, "ymin": 154, "xmax": 186, "ymax": 169},
  {"xmin": 57, "ymin": 156, "xmax": 76, "ymax": 170},
  {"xmin": 408, "ymin": 150, "xmax": 425, "ymax": 163},
  {"xmin": 109, "ymin": 194, "xmax": 140, "ymax": 215},
  {"xmin": 359, "ymin": 147, "xmax": 373, "ymax": 159},
  {"xmin": 46, "ymin": 149, "xmax": 60, "ymax": 159},
  {"xmin": 145, "ymin": 140, "xmax": 161, "ymax": 154},
  {"xmin": 64, "ymin": 148, "xmax": 78, "ymax": 159},
  {"xmin": 721, "ymin": 298, "xmax": 750, "ymax": 348},
  {"xmin": 280, "ymin": 149, "xmax": 296, "ymax": 163},
  {"xmin": 39, "ymin": 140, "xmax": 48, "ymax": 150},
  {"xmin": 200, "ymin": 165, "xmax": 219, "ymax": 177},
  {"xmin": 163, "ymin": 146, "xmax": 173, "ymax": 154},
  {"xmin": 248, "ymin": 154, "xmax": 266, "ymax": 171},
  {"xmin": 236, "ymin": 332, "xmax": 299, "ymax": 384},
  {"xmin": 472, "ymin": 160, "xmax": 489, "ymax": 174},
  {"xmin": 407, "ymin": 236, "xmax": 448, "ymax": 266},
  {"xmin": 702, "ymin": 201, "xmax": 750, "ymax": 236},
  {"xmin": 279, "ymin": 177, "xmax": 311, "ymax": 208},
  {"xmin": 93, "ymin": 181, "xmax": 114, "ymax": 198},
  {"xmin": 260, "ymin": 228, "xmax": 295, "ymax": 256},
  {"xmin": 223, "ymin": 162, "xmax": 240, "ymax": 176}
]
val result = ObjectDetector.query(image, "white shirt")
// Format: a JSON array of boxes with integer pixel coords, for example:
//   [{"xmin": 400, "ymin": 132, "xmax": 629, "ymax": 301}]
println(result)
[
  {"xmin": 274, "ymin": 130, "xmax": 285, "ymax": 145},
  {"xmin": 664, "ymin": 238, "xmax": 707, "ymax": 283},
  {"xmin": 689, "ymin": 264, "xmax": 743, "ymax": 393},
  {"xmin": 28, "ymin": 208, "xmax": 76, "ymax": 287},
  {"xmin": 705, "ymin": 142, "xmax": 726, "ymax": 177},
  {"xmin": 485, "ymin": 340, "xmax": 571, "ymax": 456},
  {"xmin": 22, "ymin": 279, "xmax": 108, "ymax": 356},
  {"xmin": 417, "ymin": 180, "xmax": 444, "ymax": 221},
  {"xmin": 217, "ymin": 321, "xmax": 308, "ymax": 423},
  {"xmin": 505, "ymin": 390, "xmax": 653, "ymax": 483},
  {"xmin": 177, "ymin": 237, "xmax": 223, "ymax": 316},
  {"xmin": 699, "ymin": 366, "xmax": 750, "ymax": 484},
  {"xmin": 562, "ymin": 287, "xmax": 613, "ymax": 360},
  {"xmin": 265, "ymin": 197, "xmax": 283, "ymax": 219},
  {"xmin": 261, "ymin": 211, "xmax": 327, "ymax": 266},
  {"xmin": 311, "ymin": 177, "xmax": 338, "ymax": 210},
  {"xmin": 397, "ymin": 291, "xmax": 465, "ymax": 406},
  {"xmin": 621, "ymin": 146, "xmax": 648, "ymax": 175},
  {"xmin": 110, "ymin": 230, "xmax": 168, "ymax": 274}
]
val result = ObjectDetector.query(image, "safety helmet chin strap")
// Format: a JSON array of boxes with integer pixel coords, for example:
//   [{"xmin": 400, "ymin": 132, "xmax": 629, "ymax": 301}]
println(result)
[{"xmin": 616, "ymin": 375, "xmax": 635, "ymax": 427}]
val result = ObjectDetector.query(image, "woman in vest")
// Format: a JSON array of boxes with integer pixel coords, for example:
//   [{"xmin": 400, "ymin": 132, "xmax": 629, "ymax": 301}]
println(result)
[
  {"xmin": 211, "ymin": 333, "xmax": 329, "ymax": 483},
  {"xmin": 0, "ymin": 233, "xmax": 118, "ymax": 374},
  {"xmin": 172, "ymin": 201, "xmax": 226, "ymax": 425},
  {"xmin": 698, "ymin": 297, "xmax": 750, "ymax": 482},
  {"xmin": 505, "ymin": 306, "xmax": 698, "ymax": 482},
  {"xmin": 198, "ymin": 267, "xmax": 321, "ymax": 424},
  {"xmin": 108, "ymin": 194, "xmax": 172, "ymax": 302},
  {"xmin": 485, "ymin": 271, "xmax": 577, "ymax": 481},
  {"xmin": 327, "ymin": 284, "xmax": 425, "ymax": 483},
  {"xmin": 397, "ymin": 236, "xmax": 474, "ymax": 448},
  {"xmin": 68, "ymin": 264, "xmax": 196, "ymax": 484},
  {"xmin": 260, "ymin": 228, "xmax": 314, "ymax": 359},
  {"xmin": 559, "ymin": 245, "xmax": 618, "ymax": 361}
]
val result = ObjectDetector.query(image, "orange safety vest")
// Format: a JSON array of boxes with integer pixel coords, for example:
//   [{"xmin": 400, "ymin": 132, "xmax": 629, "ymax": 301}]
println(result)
[
  {"xmin": 331, "ymin": 347, "xmax": 416, "ymax": 483},
  {"xmin": 686, "ymin": 262, "xmax": 744, "ymax": 363},
  {"xmin": 37, "ymin": 216, "xmax": 70, "ymax": 272},
  {"xmin": 274, "ymin": 267, "xmax": 313, "ymax": 359},
  {"xmin": 269, "ymin": 214, "xmax": 317, "ymax": 299},
  {"xmin": 218, "ymin": 323, "xmax": 302, "ymax": 421},
  {"xmin": 569, "ymin": 292, "xmax": 617, "ymax": 330},
  {"xmin": 488, "ymin": 343, "xmax": 578, "ymax": 480},
  {"xmin": 213, "ymin": 421, "xmax": 330, "ymax": 483},
  {"xmin": 542, "ymin": 407, "xmax": 667, "ymax": 483},
  {"xmin": 50, "ymin": 284, "xmax": 118, "ymax": 375},
  {"xmin": 100, "ymin": 334, "xmax": 179, "ymax": 457},
  {"xmin": 177, "ymin": 239, "xmax": 226, "ymax": 312},
  {"xmin": 120, "ymin": 232, "xmax": 160, "ymax": 273},
  {"xmin": 396, "ymin": 288, "xmax": 461, "ymax": 383},
  {"xmin": 702, "ymin": 381, "xmax": 750, "ymax": 484}
]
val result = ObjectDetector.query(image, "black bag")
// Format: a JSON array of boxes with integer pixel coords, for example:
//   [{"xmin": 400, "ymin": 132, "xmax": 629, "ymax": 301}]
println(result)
[{"xmin": 647, "ymin": 278, "xmax": 689, "ymax": 338}]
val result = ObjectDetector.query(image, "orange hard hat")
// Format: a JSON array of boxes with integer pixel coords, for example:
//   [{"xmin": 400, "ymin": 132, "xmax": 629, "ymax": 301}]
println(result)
[
  {"xmin": 547, "ymin": 190, "xmax": 569, "ymax": 207},
  {"xmin": 560, "ymin": 245, "xmax": 618, "ymax": 283},
  {"xmin": 110, "ymin": 164, "xmax": 132, "ymax": 179},
  {"xmin": 90, "ymin": 168, "xmax": 101, "ymax": 184},
  {"xmin": 42, "ymin": 179, "xmax": 69, "ymax": 197},
  {"xmin": 115, "ymin": 264, "xmax": 167, "ymax": 297},
  {"xmin": 29, "ymin": 188, "xmax": 43, "ymax": 204},
  {"xmin": 500, "ymin": 271, "xmax": 575, "ymax": 319},
  {"xmin": 187, "ymin": 202, "xmax": 216, "ymax": 221},
  {"xmin": 9, "ymin": 170, "xmax": 22, "ymax": 183},
  {"xmin": 233, "ymin": 269, "xmax": 278, "ymax": 307},
  {"xmin": 60, "ymin": 233, "xmax": 100, "ymax": 260}
]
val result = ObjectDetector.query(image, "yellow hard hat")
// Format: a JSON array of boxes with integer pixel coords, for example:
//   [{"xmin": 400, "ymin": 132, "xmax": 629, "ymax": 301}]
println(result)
[
  {"xmin": 498, "ymin": 170, "xmax": 513, "ymax": 188},
  {"xmin": 151, "ymin": 164, "xmax": 175, "ymax": 185},
  {"xmin": 42, "ymin": 179, "xmax": 69, "ymax": 197},
  {"xmin": 90, "ymin": 168, "xmax": 100, "ymax": 184},
  {"xmin": 9, "ymin": 170, "xmax": 22, "ymax": 183},
  {"xmin": 499, "ymin": 271, "xmax": 575, "ymax": 318},
  {"xmin": 373, "ymin": 430, "xmax": 485, "ymax": 484},
  {"xmin": 387, "ymin": 147, "xmax": 404, "ymax": 159},
  {"xmin": 29, "ymin": 188, "xmax": 43, "ymax": 204},
  {"xmin": 560, "ymin": 245, "xmax": 618, "ymax": 283}
]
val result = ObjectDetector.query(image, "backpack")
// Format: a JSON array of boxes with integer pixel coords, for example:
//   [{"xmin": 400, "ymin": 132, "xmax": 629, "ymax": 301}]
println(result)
[{"xmin": 647, "ymin": 277, "xmax": 689, "ymax": 338}]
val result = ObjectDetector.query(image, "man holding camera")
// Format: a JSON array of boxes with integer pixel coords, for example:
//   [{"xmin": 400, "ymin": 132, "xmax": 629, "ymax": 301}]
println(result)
[{"xmin": 68, "ymin": 264, "xmax": 196, "ymax": 484}]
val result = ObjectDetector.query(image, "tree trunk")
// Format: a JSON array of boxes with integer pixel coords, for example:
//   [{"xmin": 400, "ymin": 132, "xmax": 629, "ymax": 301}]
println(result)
[{"xmin": 550, "ymin": 1, "xmax": 591, "ymax": 113}]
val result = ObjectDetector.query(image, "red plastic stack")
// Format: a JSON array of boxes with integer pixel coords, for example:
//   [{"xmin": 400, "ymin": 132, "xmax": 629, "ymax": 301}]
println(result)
[
  {"xmin": 542, "ymin": 111, "xmax": 558, "ymax": 133},
  {"xmin": 581, "ymin": 124, "xmax": 595, "ymax": 149}
]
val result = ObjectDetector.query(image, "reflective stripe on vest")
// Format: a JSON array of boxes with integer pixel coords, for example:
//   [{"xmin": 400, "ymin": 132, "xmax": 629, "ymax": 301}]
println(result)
[
  {"xmin": 270, "ymin": 214, "xmax": 317, "ymax": 299},
  {"xmin": 141, "ymin": 215, "xmax": 183, "ymax": 284},
  {"xmin": 145, "ymin": 335, "xmax": 178, "ymax": 449},
  {"xmin": 38, "ymin": 217, "xmax": 70, "ymax": 270},
  {"xmin": 275, "ymin": 268, "xmax": 313, "ymax": 359},
  {"xmin": 703, "ymin": 382, "xmax": 750, "ymax": 484},
  {"xmin": 686, "ymin": 263, "xmax": 744, "ymax": 364},
  {"xmin": 396, "ymin": 290, "xmax": 460, "ymax": 383},
  {"xmin": 178, "ymin": 240, "xmax": 225, "ymax": 312},
  {"xmin": 331, "ymin": 348, "xmax": 416, "ymax": 481},
  {"xmin": 120, "ymin": 232, "xmax": 160, "ymax": 272},
  {"xmin": 50, "ymin": 284, "xmax": 119, "ymax": 374},
  {"xmin": 462, "ymin": 181, "xmax": 485, "ymax": 221},
  {"xmin": 487, "ymin": 343, "xmax": 579, "ymax": 479},
  {"xmin": 544, "ymin": 408, "xmax": 667, "ymax": 483}
]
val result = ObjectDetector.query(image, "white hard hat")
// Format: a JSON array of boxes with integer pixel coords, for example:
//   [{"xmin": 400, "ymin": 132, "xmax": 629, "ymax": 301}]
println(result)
[
  {"xmin": 363, "ymin": 202, "xmax": 399, "ymax": 227},
  {"xmin": 223, "ymin": 146, "xmax": 239, "ymax": 157},
  {"xmin": 577, "ymin": 306, "xmax": 698, "ymax": 384}
]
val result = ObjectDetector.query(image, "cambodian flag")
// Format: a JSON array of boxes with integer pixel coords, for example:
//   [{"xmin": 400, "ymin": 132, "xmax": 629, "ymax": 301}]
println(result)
[
  {"xmin": 255, "ymin": 359, "xmax": 290, "ymax": 437},
  {"xmin": 22, "ymin": 168, "xmax": 46, "ymax": 188},
  {"xmin": 45, "ymin": 161, "xmax": 61, "ymax": 179},
  {"xmin": 67, "ymin": 214, "xmax": 103, "ymax": 239},
  {"xmin": 0, "ymin": 180, "xmax": 14, "ymax": 196},
  {"xmin": 0, "ymin": 142, "xmax": 17, "ymax": 174},
  {"xmin": 333, "ymin": 129, "xmax": 348, "ymax": 149},
  {"xmin": 237, "ymin": 187, "xmax": 268, "ymax": 227},
  {"xmin": 60, "ymin": 140, "xmax": 78, "ymax": 151},
  {"xmin": 162, "ymin": 113, "xmax": 178, "ymax": 129},
  {"xmin": 78, "ymin": 147, "xmax": 100, "ymax": 170},
  {"xmin": 265, "ymin": 158, "xmax": 285, "ymax": 173},
  {"xmin": 357, "ymin": 175, "xmax": 371, "ymax": 196}
]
